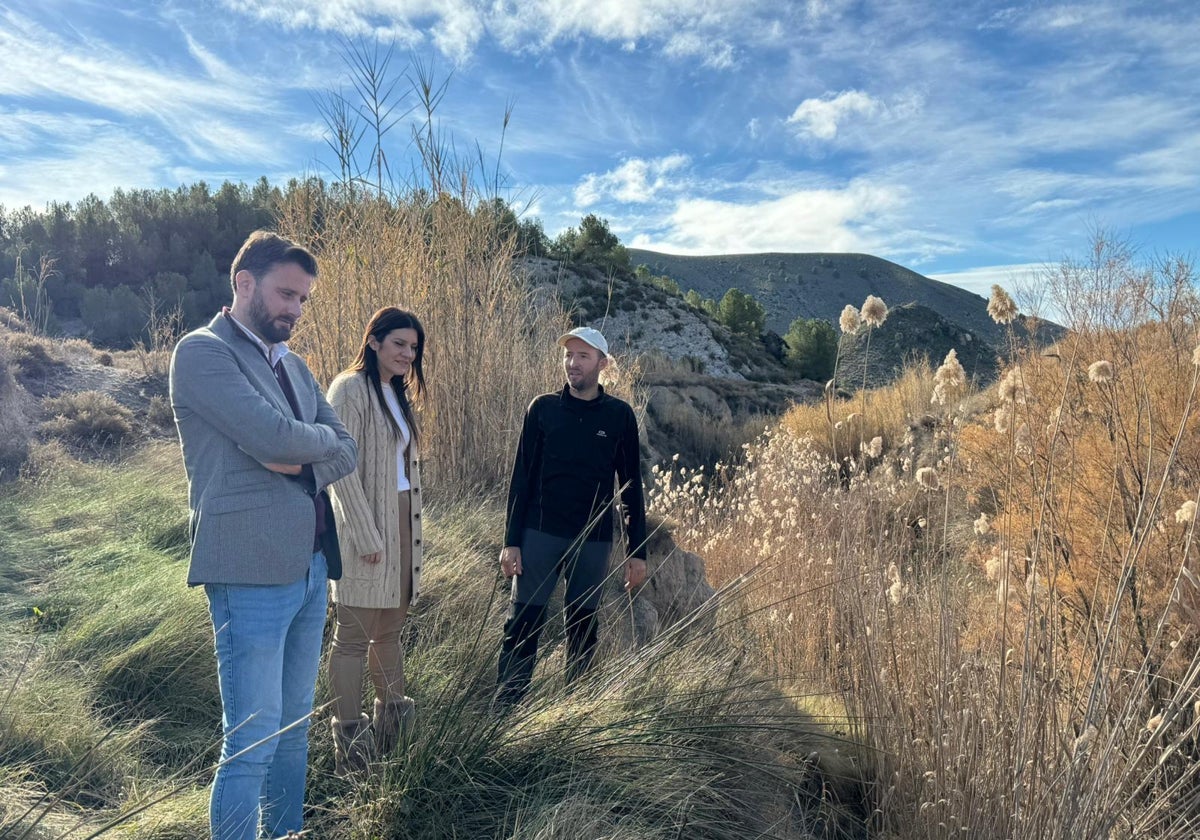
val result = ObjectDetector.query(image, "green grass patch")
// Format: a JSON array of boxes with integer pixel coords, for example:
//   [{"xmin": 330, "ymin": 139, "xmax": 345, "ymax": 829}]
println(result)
[{"xmin": 0, "ymin": 442, "xmax": 867, "ymax": 838}]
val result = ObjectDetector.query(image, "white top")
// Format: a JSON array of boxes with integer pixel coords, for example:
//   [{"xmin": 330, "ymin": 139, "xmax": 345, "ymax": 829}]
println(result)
[{"xmin": 381, "ymin": 384, "xmax": 412, "ymax": 492}]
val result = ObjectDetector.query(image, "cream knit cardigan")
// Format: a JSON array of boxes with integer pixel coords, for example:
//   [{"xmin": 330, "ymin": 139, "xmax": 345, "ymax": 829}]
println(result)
[{"xmin": 326, "ymin": 371, "xmax": 424, "ymax": 608}]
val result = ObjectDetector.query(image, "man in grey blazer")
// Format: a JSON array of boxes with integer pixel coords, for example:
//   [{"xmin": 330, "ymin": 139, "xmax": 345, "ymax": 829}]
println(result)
[{"xmin": 169, "ymin": 230, "xmax": 356, "ymax": 840}]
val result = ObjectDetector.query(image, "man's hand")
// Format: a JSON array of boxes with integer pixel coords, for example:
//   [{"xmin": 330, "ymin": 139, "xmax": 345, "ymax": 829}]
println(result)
[
  {"xmin": 361, "ymin": 552, "xmax": 381, "ymax": 565},
  {"xmin": 263, "ymin": 462, "xmax": 302, "ymax": 475},
  {"xmin": 499, "ymin": 546, "xmax": 522, "ymax": 578},
  {"xmin": 624, "ymin": 557, "xmax": 647, "ymax": 591}
]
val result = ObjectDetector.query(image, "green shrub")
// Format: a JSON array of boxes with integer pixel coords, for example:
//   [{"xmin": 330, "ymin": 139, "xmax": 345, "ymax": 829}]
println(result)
[
  {"xmin": 649, "ymin": 274, "xmax": 681, "ymax": 297},
  {"xmin": 784, "ymin": 316, "xmax": 839, "ymax": 380},
  {"xmin": 684, "ymin": 289, "xmax": 717, "ymax": 317},
  {"xmin": 715, "ymin": 288, "xmax": 766, "ymax": 340},
  {"xmin": 552, "ymin": 214, "xmax": 632, "ymax": 275},
  {"xmin": 80, "ymin": 285, "xmax": 145, "ymax": 348}
]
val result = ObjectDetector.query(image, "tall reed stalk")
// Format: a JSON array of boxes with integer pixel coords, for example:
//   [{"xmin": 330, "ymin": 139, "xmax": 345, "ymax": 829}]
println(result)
[{"xmin": 279, "ymin": 49, "xmax": 570, "ymax": 496}]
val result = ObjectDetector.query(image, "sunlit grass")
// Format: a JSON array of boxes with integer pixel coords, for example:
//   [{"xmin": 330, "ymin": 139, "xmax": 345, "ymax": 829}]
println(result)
[{"xmin": 0, "ymin": 443, "xmax": 866, "ymax": 839}]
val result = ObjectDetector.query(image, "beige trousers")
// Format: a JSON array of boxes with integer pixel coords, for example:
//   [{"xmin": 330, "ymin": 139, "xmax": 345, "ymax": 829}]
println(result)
[{"xmin": 328, "ymin": 492, "xmax": 413, "ymax": 721}]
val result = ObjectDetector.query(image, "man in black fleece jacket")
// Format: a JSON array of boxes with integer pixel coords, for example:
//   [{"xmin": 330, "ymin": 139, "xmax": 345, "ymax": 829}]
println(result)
[{"xmin": 495, "ymin": 326, "xmax": 647, "ymax": 706}]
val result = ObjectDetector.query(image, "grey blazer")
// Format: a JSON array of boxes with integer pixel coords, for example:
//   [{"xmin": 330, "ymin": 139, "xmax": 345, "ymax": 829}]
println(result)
[{"xmin": 169, "ymin": 312, "xmax": 357, "ymax": 586}]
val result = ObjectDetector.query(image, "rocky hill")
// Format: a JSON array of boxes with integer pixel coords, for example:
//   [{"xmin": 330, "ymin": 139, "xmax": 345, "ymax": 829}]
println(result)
[
  {"xmin": 627, "ymin": 249, "xmax": 1049, "ymax": 348},
  {"xmin": 840, "ymin": 302, "xmax": 1003, "ymax": 389},
  {"xmin": 520, "ymin": 257, "xmax": 790, "ymax": 382}
]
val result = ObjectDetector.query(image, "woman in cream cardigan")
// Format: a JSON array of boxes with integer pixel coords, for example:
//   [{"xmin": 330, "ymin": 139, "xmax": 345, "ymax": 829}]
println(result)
[{"xmin": 325, "ymin": 306, "xmax": 426, "ymax": 776}]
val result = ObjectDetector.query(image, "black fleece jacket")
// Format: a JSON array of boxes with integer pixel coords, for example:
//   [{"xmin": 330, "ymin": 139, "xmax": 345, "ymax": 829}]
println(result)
[{"xmin": 504, "ymin": 385, "xmax": 647, "ymax": 559}]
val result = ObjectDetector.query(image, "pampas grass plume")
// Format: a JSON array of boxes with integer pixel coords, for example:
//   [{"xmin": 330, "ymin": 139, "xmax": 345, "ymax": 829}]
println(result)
[
  {"xmin": 861, "ymin": 295, "xmax": 888, "ymax": 327},
  {"xmin": 931, "ymin": 348, "xmax": 967, "ymax": 405},
  {"xmin": 916, "ymin": 466, "xmax": 939, "ymax": 490},
  {"xmin": 973, "ymin": 512, "xmax": 990, "ymax": 535},
  {"xmin": 987, "ymin": 285, "xmax": 1018, "ymax": 324},
  {"xmin": 839, "ymin": 304, "xmax": 861, "ymax": 334},
  {"xmin": 1088, "ymin": 360, "xmax": 1114, "ymax": 383}
]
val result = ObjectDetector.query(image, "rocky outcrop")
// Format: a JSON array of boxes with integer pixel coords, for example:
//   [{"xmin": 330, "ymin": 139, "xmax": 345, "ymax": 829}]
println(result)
[
  {"xmin": 604, "ymin": 523, "xmax": 717, "ymax": 647},
  {"xmin": 517, "ymin": 257, "xmax": 767, "ymax": 380},
  {"xmin": 640, "ymin": 373, "xmax": 823, "ymax": 467}
]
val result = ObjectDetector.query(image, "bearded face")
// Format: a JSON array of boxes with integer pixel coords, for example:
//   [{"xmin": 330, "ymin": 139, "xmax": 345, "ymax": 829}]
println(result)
[
  {"xmin": 238, "ymin": 261, "xmax": 313, "ymax": 345},
  {"xmin": 249, "ymin": 282, "xmax": 297, "ymax": 344}
]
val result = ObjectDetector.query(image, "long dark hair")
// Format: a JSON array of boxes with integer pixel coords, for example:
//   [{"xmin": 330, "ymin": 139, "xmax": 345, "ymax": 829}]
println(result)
[{"xmin": 348, "ymin": 307, "xmax": 426, "ymax": 446}]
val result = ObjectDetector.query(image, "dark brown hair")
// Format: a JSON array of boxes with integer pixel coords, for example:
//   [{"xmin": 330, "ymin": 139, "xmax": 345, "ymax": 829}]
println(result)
[
  {"xmin": 348, "ymin": 307, "xmax": 426, "ymax": 445},
  {"xmin": 229, "ymin": 230, "xmax": 318, "ymax": 291}
]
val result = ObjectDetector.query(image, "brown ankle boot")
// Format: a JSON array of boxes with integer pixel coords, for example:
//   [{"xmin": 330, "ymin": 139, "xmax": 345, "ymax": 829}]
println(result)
[
  {"xmin": 373, "ymin": 696, "xmax": 415, "ymax": 756},
  {"xmin": 331, "ymin": 713, "xmax": 374, "ymax": 778}
]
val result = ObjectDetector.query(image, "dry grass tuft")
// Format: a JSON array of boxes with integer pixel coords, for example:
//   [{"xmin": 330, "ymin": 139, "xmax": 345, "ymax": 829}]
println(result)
[
  {"xmin": 40, "ymin": 391, "xmax": 136, "ymax": 448},
  {"xmin": 0, "ymin": 338, "xmax": 34, "ymax": 479}
]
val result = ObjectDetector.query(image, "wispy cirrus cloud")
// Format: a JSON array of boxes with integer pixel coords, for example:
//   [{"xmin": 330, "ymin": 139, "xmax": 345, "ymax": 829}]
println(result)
[
  {"xmin": 662, "ymin": 32, "xmax": 737, "ymax": 69},
  {"xmin": 927, "ymin": 263, "xmax": 1045, "ymax": 301},
  {"xmin": 0, "ymin": 11, "xmax": 250, "ymax": 118},
  {"xmin": 0, "ymin": 108, "xmax": 169, "ymax": 208},
  {"xmin": 0, "ymin": 9, "xmax": 290, "ymax": 165},
  {"xmin": 219, "ymin": 0, "xmax": 780, "ymax": 62}
]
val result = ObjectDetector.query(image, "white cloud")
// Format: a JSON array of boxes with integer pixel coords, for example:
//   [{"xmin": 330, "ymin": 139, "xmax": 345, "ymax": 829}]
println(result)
[
  {"xmin": 663, "ymin": 32, "xmax": 736, "ymax": 69},
  {"xmin": 803, "ymin": 0, "xmax": 854, "ymax": 22},
  {"xmin": 787, "ymin": 90, "xmax": 881, "ymax": 141},
  {"xmin": 927, "ymin": 263, "xmax": 1070, "ymax": 323},
  {"xmin": 927, "ymin": 264, "xmax": 1044, "ymax": 301},
  {"xmin": 1116, "ymin": 133, "xmax": 1200, "ymax": 190},
  {"xmin": 182, "ymin": 31, "xmax": 240, "ymax": 85},
  {"xmin": 632, "ymin": 180, "xmax": 905, "ymax": 255},
  {"xmin": 574, "ymin": 154, "xmax": 691, "ymax": 207},
  {"xmin": 1043, "ymin": 8, "xmax": 1087, "ymax": 29},
  {"xmin": 0, "ymin": 12, "xmax": 250, "ymax": 117}
]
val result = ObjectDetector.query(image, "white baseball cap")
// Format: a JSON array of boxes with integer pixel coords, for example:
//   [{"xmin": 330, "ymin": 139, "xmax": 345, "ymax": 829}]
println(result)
[{"xmin": 557, "ymin": 326, "xmax": 608, "ymax": 355}]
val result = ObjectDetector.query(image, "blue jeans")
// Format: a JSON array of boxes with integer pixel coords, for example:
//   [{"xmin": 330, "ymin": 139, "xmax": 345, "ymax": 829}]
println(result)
[{"xmin": 205, "ymin": 552, "xmax": 328, "ymax": 840}]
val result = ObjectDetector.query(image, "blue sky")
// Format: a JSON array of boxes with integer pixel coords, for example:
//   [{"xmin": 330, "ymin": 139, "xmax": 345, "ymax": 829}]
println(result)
[{"xmin": 1, "ymin": 0, "xmax": 1197, "ymax": 298}]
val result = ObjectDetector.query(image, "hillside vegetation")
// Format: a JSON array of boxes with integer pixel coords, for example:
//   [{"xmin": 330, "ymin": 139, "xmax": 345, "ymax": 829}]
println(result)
[
  {"xmin": 650, "ymin": 236, "xmax": 1200, "ymax": 837},
  {"xmin": 4, "ymin": 220, "xmax": 1198, "ymax": 837}
]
